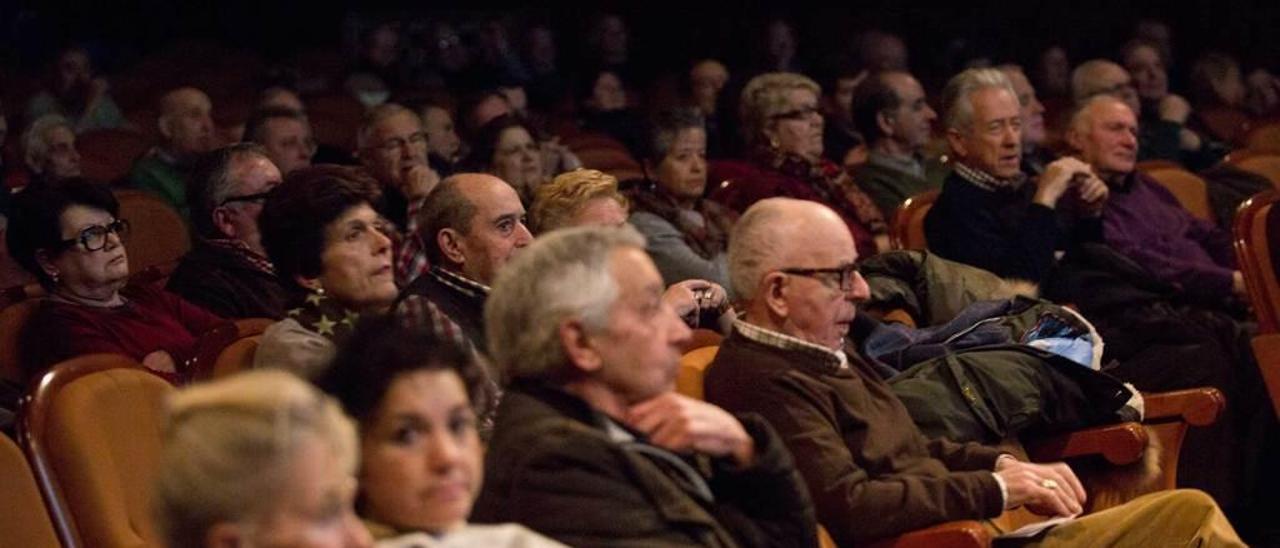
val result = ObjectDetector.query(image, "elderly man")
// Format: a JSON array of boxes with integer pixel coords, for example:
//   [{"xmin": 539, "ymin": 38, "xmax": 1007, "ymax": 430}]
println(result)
[
  {"xmin": 22, "ymin": 114, "xmax": 82, "ymax": 184},
  {"xmin": 395, "ymin": 173, "xmax": 532, "ymax": 352},
  {"xmin": 850, "ymin": 70, "xmax": 947, "ymax": 218},
  {"xmin": 129, "ymin": 87, "xmax": 218, "ymax": 217},
  {"xmin": 355, "ymin": 103, "xmax": 439, "ymax": 228},
  {"xmin": 705, "ymin": 197, "xmax": 1243, "ymax": 547},
  {"xmin": 166, "ymin": 143, "xmax": 288, "ymax": 319},
  {"xmin": 244, "ymin": 107, "xmax": 315, "ymax": 175},
  {"xmin": 1071, "ymin": 59, "xmax": 1221, "ymax": 170},
  {"xmin": 925, "ymin": 68, "xmax": 1108, "ymax": 283},
  {"xmin": 1065, "ymin": 95, "xmax": 1244, "ymax": 303},
  {"xmin": 472, "ymin": 225, "xmax": 815, "ymax": 546}
]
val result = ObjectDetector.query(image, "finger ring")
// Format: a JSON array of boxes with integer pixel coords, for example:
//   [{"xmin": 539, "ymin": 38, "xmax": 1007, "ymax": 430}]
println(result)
[{"xmin": 1041, "ymin": 479, "xmax": 1059, "ymax": 490}]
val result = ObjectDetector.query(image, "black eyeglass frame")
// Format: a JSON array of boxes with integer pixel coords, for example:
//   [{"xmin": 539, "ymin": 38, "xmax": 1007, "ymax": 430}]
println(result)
[
  {"xmin": 778, "ymin": 263, "xmax": 861, "ymax": 291},
  {"xmin": 57, "ymin": 218, "xmax": 130, "ymax": 252}
]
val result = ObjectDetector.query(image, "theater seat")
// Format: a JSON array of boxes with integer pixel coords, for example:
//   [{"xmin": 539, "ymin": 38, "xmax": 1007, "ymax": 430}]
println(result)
[
  {"xmin": 1229, "ymin": 151, "xmax": 1280, "ymax": 189},
  {"xmin": 114, "ymin": 189, "xmax": 191, "ymax": 275},
  {"xmin": 18, "ymin": 354, "xmax": 172, "ymax": 548},
  {"xmin": 1138, "ymin": 165, "xmax": 1214, "ymax": 222},
  {"xmin": 890, "ymin": 189, "xmax": 940, "ymax": 251},
  {"xmin": 0, "ymin": 434, "xmax": 60, "ymax": 548},
  {"xmin": 77, "ymin": 129, "xmax": 153, "ymax": 186}
]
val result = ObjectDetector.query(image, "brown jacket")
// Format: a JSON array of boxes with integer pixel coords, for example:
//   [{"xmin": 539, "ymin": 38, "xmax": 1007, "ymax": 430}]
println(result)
[
  {"xmin": 471, "ymin": 382, "xmax": 817, "ymax": 547},
  {"xmin": 704, "ymin": 331, "xmax": 1004, "ymax": 547}
]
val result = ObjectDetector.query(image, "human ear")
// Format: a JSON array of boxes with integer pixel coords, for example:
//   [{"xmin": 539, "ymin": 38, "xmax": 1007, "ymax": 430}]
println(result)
[{"xmin": 558, "ymin": 318, "xmax": 602, "ymax": 373}]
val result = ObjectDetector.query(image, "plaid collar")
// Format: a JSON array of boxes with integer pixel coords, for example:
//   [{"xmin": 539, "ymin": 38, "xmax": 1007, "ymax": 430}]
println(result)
[
  {"xmin": 953, "ymin": 161, "xmax": 1027, "ymax": 193},
  {"xmin": 204, "ymin": 238, "xmax": 276, "ymax": 275},
  {"xmin": 428, "ymin": 266, "xmax": 490, "ymax": 299},
  {"xmin": 732, "ymin": 319, "xmax": 848, "ymax": 374}
]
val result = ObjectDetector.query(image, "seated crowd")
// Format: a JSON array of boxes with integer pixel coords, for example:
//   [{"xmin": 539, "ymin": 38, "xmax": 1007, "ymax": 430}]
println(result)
[{"xmin": 4, "ymin": 9, "xmax": 1280, "ymax": 548}]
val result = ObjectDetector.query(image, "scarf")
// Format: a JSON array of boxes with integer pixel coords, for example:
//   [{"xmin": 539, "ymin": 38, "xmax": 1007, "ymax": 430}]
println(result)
[
  {"xmin": 628, "ymin": 183, "xmax": 737, "ymax": 260},
  {"xmin": 753, "ymin": 145, "xmax": 887, "ymax": 235}
]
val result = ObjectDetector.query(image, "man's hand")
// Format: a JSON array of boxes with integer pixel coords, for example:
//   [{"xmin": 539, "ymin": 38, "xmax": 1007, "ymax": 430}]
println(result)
[
  {"xmin": 1035, "ymin": 157, "xmax": 1096, "ymax": 208},
  {"xmin": 1232, "ymin": 271, "xmax": 1249, "ymax": 298},
  {"xmin": 1158, "ymin": 93, "xmax": 1192, "ymax": 124},
  {"xmin": 994, "ymin": 458, "xmax": 1086, "ymax": 517},
  {"xmin": 625, "ymin": 392, "xmax": 756, "ymax": 468},
  {"xmin": 400, "ymin": 164, "xmax": 440, "ymax": 201}
]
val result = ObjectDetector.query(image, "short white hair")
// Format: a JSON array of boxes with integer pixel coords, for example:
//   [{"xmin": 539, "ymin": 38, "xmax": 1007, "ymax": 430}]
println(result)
[
  {"xmin": 22, "ymin": 114, "xmax": 74, "ymax": 173},
  {"xmin": 485, "ymin": 225, "xmax": 646, "ymax": 384},
  {"xmin": 940, "ymin": 68, "xmax": 1016, "ymax": 133}
]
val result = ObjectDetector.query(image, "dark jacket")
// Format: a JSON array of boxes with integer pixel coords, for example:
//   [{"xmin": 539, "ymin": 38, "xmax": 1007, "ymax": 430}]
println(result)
[
  {"xmin": 166, "ymin": 240, "xmax": 290, "ymax": 319},
  {"xmin": 396, "ymin": 267, "xmax": 488, "ymax": 352},
  {"xmin": 705, "ymin": 331, "xmax": 1004, "ymax": 547},
  {"xmin": 472, "ymin": 382, "xmax": 817, "ymax": 548}
]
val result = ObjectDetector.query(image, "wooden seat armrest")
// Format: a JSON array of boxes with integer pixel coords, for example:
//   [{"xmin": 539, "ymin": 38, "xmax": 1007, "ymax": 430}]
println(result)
[
  {"xmin": 1025, "ymin": 422, "xmax": 1148, "ymax": 465},
  {"xmin": 866, "ymin": 520, "xmax": 992, "ymax": 548},
  {"xmin": 1141, "ymin": 388, "xmax": 1225, "ymax": 426}
]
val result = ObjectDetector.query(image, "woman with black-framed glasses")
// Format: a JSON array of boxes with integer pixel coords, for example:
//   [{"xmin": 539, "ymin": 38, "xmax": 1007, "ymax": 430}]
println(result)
[{"xmin": 4, "ymin": 178, "xmax": 225, "ymax": 384}]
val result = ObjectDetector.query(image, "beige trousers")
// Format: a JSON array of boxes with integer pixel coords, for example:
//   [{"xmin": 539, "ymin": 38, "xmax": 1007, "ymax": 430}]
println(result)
[{"xmin": 995, "ymin": 489, "xmax": 1245, "ymax": 547}]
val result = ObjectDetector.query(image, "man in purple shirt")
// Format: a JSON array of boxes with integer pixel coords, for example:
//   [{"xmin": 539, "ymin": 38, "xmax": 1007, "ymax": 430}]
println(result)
[{"xmin": 1064, "ymin": 94, "xmax": 1246, "ymax": 303}]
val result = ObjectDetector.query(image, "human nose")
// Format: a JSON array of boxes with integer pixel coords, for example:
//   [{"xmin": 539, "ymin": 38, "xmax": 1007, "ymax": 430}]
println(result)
[
  {"xmin": 925, "ymin": 105, "xmax": 938, "ymax": 121},
  {"xmin": 845, "ymin": 272, "xmax": 870, "ymax": 302},
  {"xmin": 513, "ymin": 222, "xmax": 533, "ymax": 247},
  {"xmin": 427, "ymin": 430, "xmax": 465, "ymax": 470},
  {"xmin": 371, "ymin": 226, "xmax": 393, "ymax": 254}
]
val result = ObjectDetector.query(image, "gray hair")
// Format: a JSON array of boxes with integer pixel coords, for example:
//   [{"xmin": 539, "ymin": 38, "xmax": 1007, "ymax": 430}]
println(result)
[
  {"xmin": 154, "ymin": 370, "xmax": 357, "ymax": 548},
  {"xmin": 485, "ymin": 225, "xmax": 646, "ymax": 384},
  {"xmin": 1067, "ymin": 94, "xmax": 1132, "ymax": 137},
  {"xmin": 22, "ymin": 114, "xmax": 74, "ymax": 173},
  {"xmin": 738, "ymin": 72, "xmax": 821, "ymax": 149},
  {"xmin": 356, "ymin": 102, "xmax": 419, "ymax": 151},
  {"xmin": 189, "ymin": 143, "xmax": 272, "ymax": 238},
  {"xmin": 644, "ymin": 107, "xmax": 705, "ymax": 162},
  {"xmin": 728, "ymin": 198, "xmax": 797, "ymax": 301},
  {"xmin": 940, "ymin": 68, "xmax": 1016, "ymax": 133}
]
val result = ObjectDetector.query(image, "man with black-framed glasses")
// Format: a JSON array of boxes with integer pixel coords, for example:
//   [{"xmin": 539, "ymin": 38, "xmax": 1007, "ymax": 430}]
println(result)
[
  {"xmin": 167, "ymin": 143, "xmax": 289, "ymax": 319},
  {"xmin": 704, "ymin": 197, "xmax": 1242, "ymax": 547}
]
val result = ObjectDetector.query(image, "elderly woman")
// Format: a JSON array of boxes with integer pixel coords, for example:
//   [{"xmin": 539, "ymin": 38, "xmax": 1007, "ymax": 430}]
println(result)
[
  {"xmin": 254, "ymin": 165, "xmax": 399, "ymax": 377},
  {"xmin": 531, "ymin": 168, "xmax": 733, "ymax": 333},
  {"xmin": 709, "ymin": 72, "xmax": 887, "ymax": 257},
  {"xmin": 318, "ymin": 316, "xmax": 563, "ymax": 547},
  {"xmin": 5, "ymin": 178, "xmax": 225, "ymax": 382},
  {"xmin": 154, "ymin": 370, "xmax": 372, "ymax": 548},
  {"xmin": 464, "ymin": 115, "xmax": 548, "ymax": 206},
  {"xmin": 22, "ymin": 114, "xmax": 82, "ymax": 185},
  {"xmin": 629, "ymin": 108, "xmax": 735, "ymax": 289}
]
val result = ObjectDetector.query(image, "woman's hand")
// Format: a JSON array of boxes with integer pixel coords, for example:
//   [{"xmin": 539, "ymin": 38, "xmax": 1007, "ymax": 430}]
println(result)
[{"xmin": 142, "ymin": 350, "xmax": 178, "ymax": 374}]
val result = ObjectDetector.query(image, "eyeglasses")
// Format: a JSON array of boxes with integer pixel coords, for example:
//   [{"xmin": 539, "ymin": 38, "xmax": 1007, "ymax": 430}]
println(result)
[
  {"xmin": 770, "ymin": 105, "xmax": 821, "ymax": 121},
  {"xmin": 59, "ymin": 219, "xmax": 129, "ymax": 252},
  {"xmin": 371, "ymin": 131, "xmax": 427, "ymax": 155},
  {"xmin": 779, "ymin": 263, "xmax": 861, "ymax": 291},
  {"xmin": 220, "ymin": 189, "xmax": 276, "ymax": 207}
]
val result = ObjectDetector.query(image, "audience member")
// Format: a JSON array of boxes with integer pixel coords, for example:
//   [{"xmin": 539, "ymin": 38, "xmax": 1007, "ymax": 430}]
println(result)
[
  {"xmin": 318, "ymin": 316, "xmax": 562, "ymax": 547},
  {"xmin": 857, "ymin": 30, "xmax": 909, "ymax": 72},
  {"xmin": 530, "ymin": 168, "xmax": 628, "ymax": 233},
  {"xmin": 628, "ymin": 109, "xmax": 735, "ymax": 288},
  {"xmin": 1066, "ymin": 95, "xmax": 1244, "ymax": 304},
  {"xmin": 254, "ymin": 166, "xmax": 398, "ymax": 377},
  {"xmin": 22, "ymin": 114, "xmax": 82, "ymax": 184},
  {"xmin": 356, "ymin": 103, "xmax": 441, "ymax": 228},
  {"xmin": 710, "ymin": 72, "xmax": 888, "ymax": 256},
  {"xmin": 463, "ymin": 115, "xmax": 547, "ymax": 205},
  {"xmin": 129, "ymin": 87, "xmax": 218, "ymax": 217},
  {"xmin": 4, "ymin": 178, "xmax": 225, "ymax": 382},
  {"xmin": 577, "ymin": 69, "xmax": 646, "ymax": 156},
  {"xmin": 926, "ymin": 68, "xmax": 1108, "ymax": 283},
  {"xmin": 167, "ymin": 143, "xmax": 289, "ymax": 318},
  {"xmin": 1188, "ymin": 52, "xmax": 1253, "ymax": 145},
  {"xmin": 819, "ymin": 60, "xmax": 868, "ymax": 168},
  {"xmin": 244, "ymin": 107, "xmax": 315, "ymax": 175},
  {"xmin": 705, "ymin": 197, "xmax": 1244, "ymax": 547},
  {"xmin": 472, "ymin": 225, "xmax": 816, "ymax": 546},
  {"xmin": 396, "ymin": 173, "xmax": 532, "ymax": 353},
  {"xmin": 850, "ymin": 70, "xmax": 948, "ymax": 218},
  {"xmin": 25, "ymin": 46, "xmax": 124, "ymax": 133},
  {"xmin": 154, "ymin": 370, "xmax": 372, "ymax": 548},
  {"xmin": 419, "ymin": 102, "xmax": 464, "ymax": 176}
]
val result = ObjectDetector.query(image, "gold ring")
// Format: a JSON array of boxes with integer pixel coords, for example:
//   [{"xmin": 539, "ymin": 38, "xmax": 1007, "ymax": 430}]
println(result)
[{"xmin": 1041, "ymin": 479, "xmax": 1059, "ymax": 490}]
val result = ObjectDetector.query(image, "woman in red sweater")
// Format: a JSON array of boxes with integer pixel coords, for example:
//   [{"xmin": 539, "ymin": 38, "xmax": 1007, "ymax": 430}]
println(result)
[{"xmin": 5, "ymin": 178, "xmax": 224, "ymax": 382}]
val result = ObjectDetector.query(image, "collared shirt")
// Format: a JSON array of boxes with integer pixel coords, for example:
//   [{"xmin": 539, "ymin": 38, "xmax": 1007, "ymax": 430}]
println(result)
[
  {"xmin": 867, "ymin": 150, "xmax": 926, "ymax": 180},
  {"xmin": 953, "ymin": 161, "xmax": 1027, "ymax": 193},
  {"xmin": 430, "ymin": 265, "xmax": 491, "ymax": 297},
  {"xmin": 204, "ymin": 237, "xmax": 276, "ymax": 275},
  {"xmin": 731, "ymin": 319, "xmax": 848, "ymax": 372},
  {"xmin": 395, "ymin": 197, "xmax": 430, "ymax": 286}
]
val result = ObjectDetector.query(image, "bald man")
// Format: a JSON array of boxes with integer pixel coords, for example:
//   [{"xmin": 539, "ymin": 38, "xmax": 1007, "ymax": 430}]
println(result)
[
  {"xmin": 128, "ymin": 87, "xmax": 218, "ymax": 217},
  {"xmin": 394, "ymin": 173, "xmax": 533, "ymax": 353},
  {"xmin": 705, "ymin": 197, "xmax": 1244, "ymax": 547}
]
